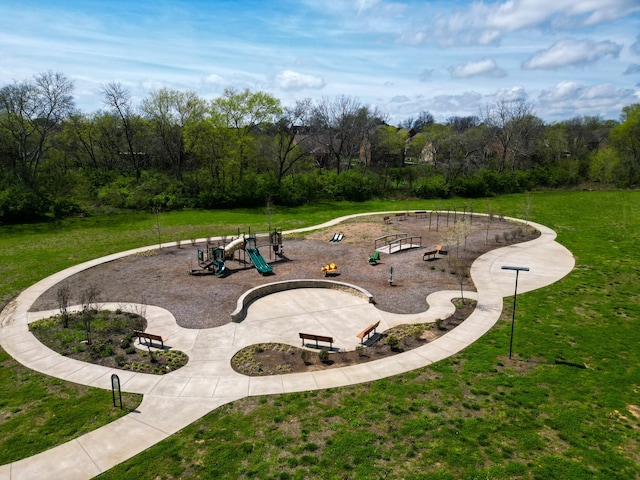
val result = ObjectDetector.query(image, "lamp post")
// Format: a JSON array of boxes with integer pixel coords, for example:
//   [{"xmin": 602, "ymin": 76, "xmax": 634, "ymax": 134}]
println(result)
[{"xmin": 501, "ymin": 265, "xmax": 529, "ymax": 359}]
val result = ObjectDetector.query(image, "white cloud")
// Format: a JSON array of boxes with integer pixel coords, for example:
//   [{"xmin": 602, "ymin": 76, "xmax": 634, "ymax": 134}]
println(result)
[
  {"xmin": 427, "ymin": 91, "xmax": 485, "ymax": 114},
  {"xmin": 390, "ymin": 95, "xmax": 410, "ymax": 103},
  {"xmin": 274, "ymin": 70, "xmax": 325, "ymax": 90},
  {"xmin": 494, "ymin": 86, "xmax": 528, "ymax": 102},
  {"xmin": 205, "ymin": 74, "xmax": 225, "ymax": 85},
  {"xmin": 522, "ymin": 38, "xmax": 622, "ymax": 70},
  {"xmin": 449, "ymin": 59, "xmax": 507, "ymax": 78},
  {"xmin": 417, "ymin": 0, "xmax": 640, "ymax": 46},
  {"xmin": 537, "ymin": 81, "xmax": 636, "ymax": 118}
]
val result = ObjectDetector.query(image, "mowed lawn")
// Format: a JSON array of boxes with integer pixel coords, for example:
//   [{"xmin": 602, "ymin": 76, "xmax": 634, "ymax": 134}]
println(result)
[{"xmin": 2, "ymin": 191, "xmax": 640, "ymax": 479}]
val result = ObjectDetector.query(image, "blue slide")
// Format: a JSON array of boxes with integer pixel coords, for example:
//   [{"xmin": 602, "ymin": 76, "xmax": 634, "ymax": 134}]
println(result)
[{"xmin": 246, "ymin": 247, "xmax": 273, "ymax": 275}]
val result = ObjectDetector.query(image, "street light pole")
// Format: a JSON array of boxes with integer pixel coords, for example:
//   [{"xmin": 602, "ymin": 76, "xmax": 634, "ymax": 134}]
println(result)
[{"xmin": 501, "ymin": 266, "xmax": 529, "ymax": 359}]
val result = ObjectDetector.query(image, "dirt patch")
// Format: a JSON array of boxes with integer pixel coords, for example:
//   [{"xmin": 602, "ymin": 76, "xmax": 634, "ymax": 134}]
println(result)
[
  {"xmin": 628, "ymin": 405, "xmax": 640, "ymax": 419},
  {"xmin": 30, "ymin": 213, "xmax": 539, "ymax": 329}
]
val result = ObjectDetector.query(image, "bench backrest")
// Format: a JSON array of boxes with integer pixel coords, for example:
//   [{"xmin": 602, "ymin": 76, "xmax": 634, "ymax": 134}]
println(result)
[
  {"xmin": 299, "ymin": 332, "xmax": 333, "ymax": 343},
  {"xmin": 134, "ymin": 330, "xmax": 162, "ymax": 341}
]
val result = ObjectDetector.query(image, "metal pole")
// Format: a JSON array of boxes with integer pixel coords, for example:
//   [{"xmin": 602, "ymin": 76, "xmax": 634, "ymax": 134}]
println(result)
[
  {"xmin": 502, "ymin": 266, "xmax": 529, "ymax": 360},
  {"xmin": 509, "ymin": 270, "xmax": 519, "ymax": 359}
]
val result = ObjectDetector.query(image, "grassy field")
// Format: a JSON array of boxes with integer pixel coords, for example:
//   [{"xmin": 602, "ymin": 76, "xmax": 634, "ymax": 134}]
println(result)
[{"xmin": 2, "ymin": 191, "xmax": 640, "ymax": 478}]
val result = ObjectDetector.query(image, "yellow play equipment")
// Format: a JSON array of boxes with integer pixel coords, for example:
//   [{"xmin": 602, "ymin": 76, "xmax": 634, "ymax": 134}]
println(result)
[{"xmin": 321, "ymin": 262, "xmax": 338, "ymax": 276}]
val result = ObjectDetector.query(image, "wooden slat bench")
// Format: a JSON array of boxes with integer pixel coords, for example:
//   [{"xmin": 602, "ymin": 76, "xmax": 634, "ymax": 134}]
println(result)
[
  {"xmin": 134, "ymin": 330, "xmax": 167, "ymax": 349},
  {"xmin": 299, "ymin": 332, "xmax": 334, "ymax": 349},
  {"xmin": 383, "ymin": 216, "xmax": 391, "ymax": 224},
  {"xmin": 395, "ymin": 212, "xmax": 407, "ymax": 221},
  {"xmin": 356, "ymin": 320, "xmax": 380, "ymax": 344},
  {"xmin": 414, "ymin": 210, "xmax": 427, "ymax": 219},
  {"xmin": 423, "ymin": 245, "xmax": 447, "ymax": 261}
]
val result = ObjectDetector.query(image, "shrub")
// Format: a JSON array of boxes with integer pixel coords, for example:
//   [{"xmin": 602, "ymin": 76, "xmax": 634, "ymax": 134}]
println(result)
[
  {"xmin": 386, "ymin": 334, "xmax": 400, "ymax": 350},
  {"xmin": 300, "ymin": 349, "xmax": 310, "ymax": 364},
  {"xmin": 51, "ymin": 198, "xmax": 84, "ymax": 219},
  {"xmin": 0, "ymin": 185, "xmax": 52, "ymax": 223},
  {"xmin": 318, "ymin": 349, "xmax": 330, "ymax": 363},
  {"xmin": 120, "ymin": 334, "xmax": 133, "ymax": 349},
  {"xmin": 412, "ymin": 175, "xmax": 448, "ymax": 199}
]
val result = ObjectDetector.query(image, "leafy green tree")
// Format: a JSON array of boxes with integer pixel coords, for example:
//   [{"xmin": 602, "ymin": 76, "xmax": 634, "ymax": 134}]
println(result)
[
  {"xmin": 538, "ymin": 122, "xmax": 568, "ymax": 166},
  {"xmin": 421, "ymin": 123, "xmax": 456, "ymax": 174},
  {"xmin": 141, "ymin": 88, "xmax": 206, "ymax": 180},
  {"xmin": 183, "ymin": 108, "xmax": 232, "ymax": 197},
  {"xmin": 371, "ymin": 125, "xmax": 407, "ymax": 168},
  {"xmin": 609, "ymin": 104, "xmax": 640, "ymax": 186},
  {"xmin": 588, "ymin": 147, "xmax": 619, "ymax": 184},
  {"xmin": 211, "ymin": 87, "xmax": 282, "ymax": 183}
]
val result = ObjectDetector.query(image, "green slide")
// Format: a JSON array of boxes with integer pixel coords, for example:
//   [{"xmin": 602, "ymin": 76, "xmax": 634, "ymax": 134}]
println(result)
[{"xmin": 246, "ymin": 247, "xmax": 273, "ymax": 275}]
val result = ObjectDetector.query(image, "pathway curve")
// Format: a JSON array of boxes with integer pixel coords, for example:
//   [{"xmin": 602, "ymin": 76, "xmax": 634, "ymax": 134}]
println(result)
[{"xmin": 0, "ymin": 213, "xmax": 575, "ymax": 480}]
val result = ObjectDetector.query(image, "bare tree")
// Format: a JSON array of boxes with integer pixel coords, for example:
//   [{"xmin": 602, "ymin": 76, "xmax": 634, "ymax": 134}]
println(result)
[
  {"xmin": 522, "ymin": 192, "xmax": 533, "ymax": 231},
  {"xmin": 311, "ymin": 96, "xmax": 384, "ymax": 173},
  {"xmin": 56, "ymin": 283, "xmax": 71, "ymax": 328},
  {"xmin": 101, "ymin": 82, "xmax": 146, "ymax": 181},
  {"xmin": 450, "ymin": 254, "xmax": 469, "ymax": 303},
  {"xmin": 0, "ymin": 71, "xmax": 74, "ymax": 187},
  {"xmin": 483, "ymin": 98, "xmax": 542, "ymax": 173},
  {"xmin": 79, "ymin": 285, "xmax": 100, "ymax": 344},
  {"xmin": 271, "ymin": 98, "xmax": 315, "ymax": 184}
]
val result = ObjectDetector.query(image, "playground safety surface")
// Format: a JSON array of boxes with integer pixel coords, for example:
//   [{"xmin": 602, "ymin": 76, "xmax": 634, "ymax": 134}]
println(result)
[{"xmin": 30, "ymin": 214, "xmax": 539, "ymax": 329}]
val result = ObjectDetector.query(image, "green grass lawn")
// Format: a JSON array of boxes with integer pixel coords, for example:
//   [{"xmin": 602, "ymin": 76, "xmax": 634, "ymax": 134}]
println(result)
[{"xmin": 2, "ymin": 192, "xmax": 640, "ymax": 478}]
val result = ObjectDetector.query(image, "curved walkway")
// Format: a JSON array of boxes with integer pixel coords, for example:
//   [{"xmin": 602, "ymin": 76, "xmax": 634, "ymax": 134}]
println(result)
[{"xmin": 0, "ymin": 213, "xmax": 575, "ymax": 480}]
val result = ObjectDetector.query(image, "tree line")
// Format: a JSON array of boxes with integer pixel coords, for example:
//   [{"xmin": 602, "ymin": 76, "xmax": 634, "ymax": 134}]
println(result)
[{"xmin": 1, "ymin": 71, "xmax": 639, "ymax": 223}]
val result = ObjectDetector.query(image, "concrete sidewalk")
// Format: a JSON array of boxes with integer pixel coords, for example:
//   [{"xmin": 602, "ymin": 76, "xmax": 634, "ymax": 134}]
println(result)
[{"xmin": 0, "ymin": 215, "xmax": 575, "ymax": 480}]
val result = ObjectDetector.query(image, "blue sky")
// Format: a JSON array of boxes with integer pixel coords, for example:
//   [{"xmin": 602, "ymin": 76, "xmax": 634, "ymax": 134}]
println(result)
[{"xmin": 1, "ymin": 0, "xmax": 639, "ymax": 123}]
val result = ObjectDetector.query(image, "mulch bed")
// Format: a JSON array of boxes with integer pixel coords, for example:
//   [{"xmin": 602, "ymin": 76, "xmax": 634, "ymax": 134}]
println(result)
[
  {"xmin": 30, "ymin": 213, "xmax": 539, "ymax": 330},
  {"xmin": 28, "ymin": 310, "xmax": 189, "ymax": 374},
  {"xmin": 231, "ymin": 299, "xmax": 475, "ymax": 375}
]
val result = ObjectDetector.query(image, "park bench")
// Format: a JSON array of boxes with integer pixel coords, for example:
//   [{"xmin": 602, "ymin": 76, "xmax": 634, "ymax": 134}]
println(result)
[
  {"xmin": 423, "ymin": 245, "xmax": 447, "ymax": 261},
  {"xmin": 299, "ymin": 332, "xmax": 334, "ymax": 349},
  {"xmin": 414, "ymin": 210, "xmax": 427, "ymax": 219},
  {"xmin": 395, "ymin": 212, "xmax": 407, "ymax": 221},
  {"xmin": 383, "ymin": 216, "xmax": 391, "ymax": 224},
  {"xmin": 368, "ymin": 251, "xmax": 380, "ymax": 264},
  {"xmin": 356, "ymin": 320, "xmax": 380, "ymax": 344},
  {"xmin": 134, "ymin": 330, "xmax": 167, "ymax": 349}
]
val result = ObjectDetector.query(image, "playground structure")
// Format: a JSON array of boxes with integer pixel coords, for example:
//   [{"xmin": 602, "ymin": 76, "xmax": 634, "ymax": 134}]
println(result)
[
  {"xmin": 374, "ymin": 233, "xmax": 423, "ymax": 254},
  {"xmin": 321, "ymin": 262, "xmax": 338, "ymax": 277},
  {"xmin": 384, "ymin": 206, "xmax": 475, "ymax": 232},
  {"xmin": 189, "ymin": 228, "xmax": 283, "ymax": 276}
]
